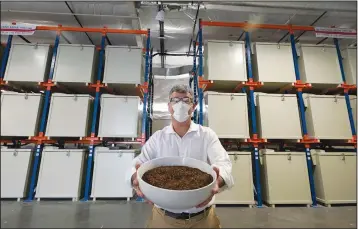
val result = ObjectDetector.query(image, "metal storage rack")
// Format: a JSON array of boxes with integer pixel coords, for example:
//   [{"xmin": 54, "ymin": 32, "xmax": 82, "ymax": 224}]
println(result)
[
  {"xmin": 0, "ymin": 24, "xmax": 151, "ymax": 202},
  {"xmin": 194, "ymin": 20, "xmax": 357, "ymax": 207}
]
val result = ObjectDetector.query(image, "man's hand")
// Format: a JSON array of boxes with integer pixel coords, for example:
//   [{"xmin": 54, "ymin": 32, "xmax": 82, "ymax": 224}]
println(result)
[
  {"xmin": 196, "ymin": 167, "xmax": 223, "ymax": 208},
  {"xmin": 132, "ymin": 164, "xmax": 153, "ymax": 205}
]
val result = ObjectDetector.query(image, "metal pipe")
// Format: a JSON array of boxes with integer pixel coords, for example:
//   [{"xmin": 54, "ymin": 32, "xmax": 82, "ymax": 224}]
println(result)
[
  {"xmin": 294, "ymin": 11, "xmax": 327, "ymax": 42},
  {"xmin": 64, "ymin": 1, "xmax": 94, "ymax": 45},
  {"xmin": 192, "ymin": 41, "xmax": 198, "ymax": 124},
  {"xmin": 140, "ymin": 30, "xmax": 151, "ymax": 144},
  {"xmin": 316, "ymin": 37, "xmax": 328, "ymax": 45},
  {"xmin": 198, "ymin": 19, "xmax": 204, "ymax": 125},
  {"xmin": 60, "ymin": 33, "xmax": 72, "ymax": 44},
  {"xmin": 201, "ymin": 20, "xmax": 315, "ymax": 31},
  {"xmin": 36, "ymin": 25, "xmax": 147, "ymax": 35},
  {"xmin": 1, "ymin": 9, "xmax": 139, "ymax": 19},
  {"xmin": 158, "ymin": 4, "xmax": 165, "ymax": 68},
  {"xmin": 149, "ymin": 48, "xmax": 154, "ymax": 137},
  {"xmin": 237, "ymin": 31, "xmax": 245, "ymax": 41},
  {"xmin": 207, "ymin": 2, "xmax": 356, "ymax": 13},
  {"xmin": 187, "ymin": 2, "xmax": 200, "ymax": 55},
  {"xmin": 0, "ymin": 35, "xmax": 13, "ymax": 79},
  {"xmin": 18, "ymin": 35, "xmax": 31, "ymax": 43},
  {"xmin": 146, "ymin": 49, "xmax": 153, "ymax": 140}
]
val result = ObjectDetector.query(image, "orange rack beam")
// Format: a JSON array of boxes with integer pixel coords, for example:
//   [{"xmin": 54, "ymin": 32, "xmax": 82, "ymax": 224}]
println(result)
[
  {"xmin": 36, "ymin": 26, "xmax": 148, "ymax": 35},
  {"xmin": 339, "ymin": 83, "xmax": 357, "ymax": 93},
  {"xmin": 201, "ymin": 20, "xmax": 315, "ymax": 32},
  {"xmin": 198, "ymin": 77, "xmax": 213, "ymax": 91}
]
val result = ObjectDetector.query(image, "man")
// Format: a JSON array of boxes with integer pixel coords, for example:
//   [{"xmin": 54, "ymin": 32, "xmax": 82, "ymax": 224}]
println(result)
[{"xmin": 130, "ymin": 84, "xmax": 234, "ymax": 228}]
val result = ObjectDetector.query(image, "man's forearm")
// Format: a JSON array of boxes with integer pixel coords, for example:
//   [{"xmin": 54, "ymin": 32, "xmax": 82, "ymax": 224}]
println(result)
[{"xmin": 218, "ymin": 176, "xmax": 226, "ymax": 188}]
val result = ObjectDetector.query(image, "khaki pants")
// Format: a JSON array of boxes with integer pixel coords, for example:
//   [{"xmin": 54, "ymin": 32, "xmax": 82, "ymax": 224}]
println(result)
[{"xmin": 146, "ymin": 206, "xmax": 221, "ymax": 228}]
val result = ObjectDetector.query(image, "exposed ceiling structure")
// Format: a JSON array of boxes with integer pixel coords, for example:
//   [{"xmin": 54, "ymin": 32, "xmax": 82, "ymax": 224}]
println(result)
[{"xmin": 1, "ymin": 1, "xmax": 357, "ymax": 68}]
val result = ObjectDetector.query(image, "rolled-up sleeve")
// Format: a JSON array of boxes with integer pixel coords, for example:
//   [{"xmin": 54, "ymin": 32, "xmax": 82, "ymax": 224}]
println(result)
[
  {"xmin": 206, "ymin": 128, "xmax": 234, "ymax": 192},
  {"xmin": 126, "ymin": 131, "xmax": 159, "ymax": 186}
]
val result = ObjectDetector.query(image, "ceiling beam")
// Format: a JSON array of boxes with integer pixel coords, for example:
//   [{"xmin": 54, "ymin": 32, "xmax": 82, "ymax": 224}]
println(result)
[
  {"xmin": 158, "ymin": 4, "xmax": 165, "ymax": 68},
  {"xmin": 316, "ymin": 37, "xmax": 328, "ymax": 45},
  {"xmin": 105, "ymin": 36, "xmax": 112, "ymax": 45},
  {"xmin": 207, "ymin": 2, "xmax": 356, "ymax": 13},
  {"xmin": 18, "ymin": 35, "xmax": 31, "ymax": 43},
  {"xmin": 61, "ymin": 33, "xmax": 72, "ymax": 44},
  {"xmin": 132, "ymin": 3, "xmax": 143, "ymax": 48},
  {"xmin": 64, "ymin": 1, "xmax": 94, "ymax": 45},
  {"xmin": 237, "ymin": 31, "xmax": 245, "ymax": 41},
  {"xmin": 277, "ymin": 11, "xmax": 327, "ymax": 43},
  {"xmin": 187, "ymin": 2, "xmax": 200, "ymax": 55},
  {"xmin": 295, "ymin": 11, "xmax": 327, "ymax": 42}
]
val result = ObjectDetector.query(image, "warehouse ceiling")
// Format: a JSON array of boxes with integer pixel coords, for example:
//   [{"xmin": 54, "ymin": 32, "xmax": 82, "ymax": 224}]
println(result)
[{"xmin": 1, "ymin": 1, "xmax": 357, "ymax": 68}]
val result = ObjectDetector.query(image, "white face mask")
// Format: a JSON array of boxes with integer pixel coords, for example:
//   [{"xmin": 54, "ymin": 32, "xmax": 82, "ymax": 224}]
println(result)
[{"xmin": 172, "ymin": 101, "xmax": 191, "ymax": 123}]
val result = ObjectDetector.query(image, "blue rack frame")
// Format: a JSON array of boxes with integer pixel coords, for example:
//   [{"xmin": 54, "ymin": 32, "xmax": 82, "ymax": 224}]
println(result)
[
  {"xmin": 82, "ymin": 34, "xmax": 106, "ymax": 201},
  {"xmin": 334, "ymin": 38, "xmax": 357, "ymax": 138},
  {"xmin": 0, "ymin": 35, "xmax": 13, "ymax": 79},
  {"xmin": 198, "ymin": 21, "xmax": 204, "ymax": 125},
  {"xmin": 192, "ymin": 41, "xmax": 199, "ymax": 124},
  {"xmin": 289, "ymin": 33, "xmax": 317, "ymax": 206},
  {"xmin": 25, "ymin": 31, "xmax": 61, "ymax": 202},
  {"xmin": 194, "ymin": 21, "xmax": 358, "ymax": 208},
  {"xmin": 140, "ymin": 30, "xmax": 151, "ymax": 144},
  {"xmin": 0, "ymin": 28, "xmax": 151, "ymax": 202},
  {"xmin": 244, "ymin": 32, "xmax": 263, "ymax": 207}
]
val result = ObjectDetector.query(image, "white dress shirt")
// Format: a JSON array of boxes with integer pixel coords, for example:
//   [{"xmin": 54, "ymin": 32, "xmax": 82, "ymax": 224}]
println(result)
[{"xmin": 129, "ymin": 121, "xmax": 234, "ymax": 214}]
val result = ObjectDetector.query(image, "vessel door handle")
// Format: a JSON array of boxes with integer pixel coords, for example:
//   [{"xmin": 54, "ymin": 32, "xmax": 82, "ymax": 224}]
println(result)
[
  {"xmin": 13, "ymin": 150, "xmax": 18, "ymax": 157},
  {"xmin": 341, "ymin": 153, "xmax": 345, "ymax": 161},
  {"xmin": 118, "ymin": 151, "xmax": 123, "ymax": 157},
  {"xmin": 66, "ymin": 151, "xmax": 71, "ymax": 157},
  {"xmin": 287, "ymin": 154, "xmax": 292, "ymax": 161}
]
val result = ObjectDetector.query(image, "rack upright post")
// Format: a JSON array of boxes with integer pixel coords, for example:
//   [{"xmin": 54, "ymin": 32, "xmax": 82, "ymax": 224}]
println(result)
[
  {"xmin": 140, "ymin": 29, "xmax": 151, "ymax": 144},
  {"xmin": 82, "ymin": 34, "xmax": 106, "ymax": 201},
  {"xmin": 192, "ymin": 41, "xmax": 199, "ymax": 124},
  {"xmin": 334, "ymin": 38, "xmax": 357, "ymax": 138},
  {"xmin": 245, "ymin": 32, "xmax": 263, "ymax": 207},
  {"xmin": 25, "ymin": 30, "xmax": 61, "ymax": 201},
  {"xmin": 0, "ymin": 35, "xmax": 13, "ymax": 79},
  {"xmin": 289, "ymin": 32, "xmax": 317, "ymax": 206}
]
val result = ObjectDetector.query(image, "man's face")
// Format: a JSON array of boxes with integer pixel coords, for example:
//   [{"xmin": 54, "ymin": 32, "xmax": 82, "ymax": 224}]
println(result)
[{"xmin": 168, "ymin": 92, "xmax": 195, "ymax": 116}]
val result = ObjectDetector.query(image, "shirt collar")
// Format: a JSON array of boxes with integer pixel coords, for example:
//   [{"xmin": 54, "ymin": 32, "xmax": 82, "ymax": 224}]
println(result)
[{"xmin": 165, "ymin": 121, "xmax": 200, "ymax": 135}]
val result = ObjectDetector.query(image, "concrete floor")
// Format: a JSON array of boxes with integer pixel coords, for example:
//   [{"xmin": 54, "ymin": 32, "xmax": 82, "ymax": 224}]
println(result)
[{"xmin": 1, "ymin": 201, "xmax": 356, "ymax": 228}]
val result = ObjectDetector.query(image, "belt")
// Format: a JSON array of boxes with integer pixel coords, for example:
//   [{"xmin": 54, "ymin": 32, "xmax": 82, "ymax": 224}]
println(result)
[{"xmin": 160, "ymin": 206, "xmax": 212, "ymax": 220}]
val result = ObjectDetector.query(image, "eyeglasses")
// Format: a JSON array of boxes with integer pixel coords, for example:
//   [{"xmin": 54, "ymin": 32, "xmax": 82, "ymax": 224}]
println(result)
[{"xmin": 169, "ymin": 97, "xmax": 193, "ymax": 104}]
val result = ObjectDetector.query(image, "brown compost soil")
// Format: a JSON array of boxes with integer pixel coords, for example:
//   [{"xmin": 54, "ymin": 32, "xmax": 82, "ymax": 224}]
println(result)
[{"xmin": 142, "ymin": 166, "xmax": 213, "ymax": 190}]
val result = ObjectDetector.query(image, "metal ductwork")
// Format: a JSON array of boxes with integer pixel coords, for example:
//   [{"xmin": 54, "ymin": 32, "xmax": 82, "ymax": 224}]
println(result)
[
  {"xmin": 152, "ymin": 65, "xmax": 192, "ymax": 77},
  {"xmin": 158, "ymin": 4, "xmax": 165, "ymax": 68}
]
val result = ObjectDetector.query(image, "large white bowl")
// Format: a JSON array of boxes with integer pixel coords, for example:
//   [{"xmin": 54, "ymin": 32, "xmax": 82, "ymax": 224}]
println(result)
[{"xmin": 137, "ymin": 157, "xmax": 217, "ymax": 210}]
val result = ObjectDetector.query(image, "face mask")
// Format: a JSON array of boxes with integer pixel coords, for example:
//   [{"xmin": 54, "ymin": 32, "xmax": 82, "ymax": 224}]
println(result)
[{"xmin": 172, "ymin": 101, "xmax": 191, "ymax": 123}]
